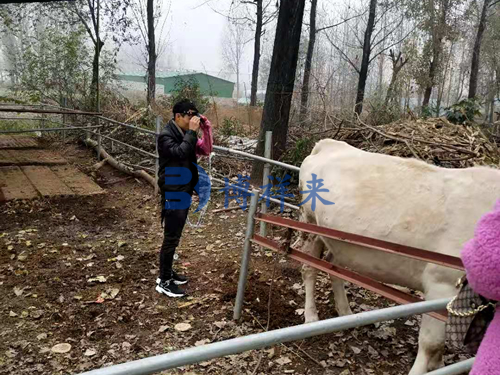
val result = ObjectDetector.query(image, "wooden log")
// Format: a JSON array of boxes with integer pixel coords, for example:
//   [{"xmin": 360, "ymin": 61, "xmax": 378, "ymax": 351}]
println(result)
[{"xmin": 84, "ymin": 138, "xmax": 156, "ymax": 188}]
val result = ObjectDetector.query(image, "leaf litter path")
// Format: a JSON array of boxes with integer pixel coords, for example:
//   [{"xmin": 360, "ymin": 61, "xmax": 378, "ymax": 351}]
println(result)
[
  {"xmin": 0, "ymin": 140, "xmax": 469, "ymax": 375},
  {"xmin": 0, "ymin": 135, "xmax": 103, "ymax": 202}
]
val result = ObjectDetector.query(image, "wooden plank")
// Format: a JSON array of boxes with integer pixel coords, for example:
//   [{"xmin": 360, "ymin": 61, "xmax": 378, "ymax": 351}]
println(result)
[
  {"xmin": 0, "ymin": 150, "xmax": 16, "ymax": 165},
  {"xmin": 21, "ymin": 166, "xmax": 73, "ymax": 197},
  {"xmin": 51, "ymin": 165, "xmax": 103, "ymax": 196},
  {"xmin": 11, "ymin": 149, "xmax": 67, "ymax": 165},
  {"xmin": 0, "ymin": 166, "xmax": 39, "ymax": 201},
  {"xmin": 0, "ymin": 136, "xmax": 39, "ymax": 149},
  {"xmin": 0, "ymin": 136, "xmax": 14, "ymax": 148},
  {"xmin": 13, "ymin": 136, "xmax": 39, "ymax": 149}
]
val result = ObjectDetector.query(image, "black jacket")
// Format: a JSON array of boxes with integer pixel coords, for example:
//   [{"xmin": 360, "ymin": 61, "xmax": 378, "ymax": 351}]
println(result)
[{"xmin": 157, "ymin": 119, "xmax": 199, "ymax": 195}]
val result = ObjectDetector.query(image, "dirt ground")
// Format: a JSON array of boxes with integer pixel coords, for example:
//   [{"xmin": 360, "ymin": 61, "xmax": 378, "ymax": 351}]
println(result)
[{"xmin": 0, "ymin": 140, "xmax": 469, "ymax": 375}]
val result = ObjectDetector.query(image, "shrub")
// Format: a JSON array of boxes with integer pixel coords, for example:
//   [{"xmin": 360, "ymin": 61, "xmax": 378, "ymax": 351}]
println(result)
[{"xmin": 445, "ymin": 98, "xmax": 482, "ymax": 125}]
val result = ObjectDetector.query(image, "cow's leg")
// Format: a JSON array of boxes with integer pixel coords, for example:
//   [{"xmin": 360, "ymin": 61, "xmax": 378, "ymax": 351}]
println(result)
[
  {"xmin": 330, "ymin": 276, "xmax": 353, "ymax": 316},
  {"xmin": 323, "ymin": 249, "xmax": 353, "ymax": 316},
  {"xmin": 409, "ymin": 282, "xmax": 456, "ymax": 375},
  {"xmin": 301, "ymin": 235, "xmax": 324, "ymax": 323}
]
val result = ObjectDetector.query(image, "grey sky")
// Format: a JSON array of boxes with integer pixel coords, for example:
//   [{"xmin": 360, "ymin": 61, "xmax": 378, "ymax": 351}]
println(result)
[{"xmin": 118, "ymin": 0, "xmax": 257, "ymax": 89}]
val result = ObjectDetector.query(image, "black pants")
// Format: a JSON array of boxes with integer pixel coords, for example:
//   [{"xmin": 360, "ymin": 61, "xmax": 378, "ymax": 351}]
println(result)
[{"xmin": 159, "ymin": 206, "xmax": 190, "ymax": 280}]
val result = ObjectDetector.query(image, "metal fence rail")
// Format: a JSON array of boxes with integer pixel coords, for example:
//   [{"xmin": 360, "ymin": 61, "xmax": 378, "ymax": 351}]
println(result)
[
  {"xmin": 424, "ymin": 358, "xmax": 475, "ymax": 375},
  {"xmin": 77, "ymin": 298, "xmax": 452, "ymax": 375},
  {"xmin": 213, "ymin": 144, "xmax": 301, "ymax": 172},
  {"xmin": 0, "ymin": 125, "xmax": 102, "ymax": 134}
]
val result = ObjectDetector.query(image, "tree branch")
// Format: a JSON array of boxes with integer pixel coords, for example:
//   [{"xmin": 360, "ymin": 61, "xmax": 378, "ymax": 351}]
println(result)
[
  {"xmin": 369, "ymin": 23, "xmax": 419, "ymax": 64},
  {"xmin": 324, "ymin": 32, "xmax": 360, "ymax": 74},
  {"xmin": 316, "ymin": 10, "xmax": 367, "ymax": 33},
  {"xmin": 87, "ymin": 0, "xmax": 98, "ymax": 36},
  {"xmin": 73, "ymin": 3, "xmax": 97, "ymax": 45}
]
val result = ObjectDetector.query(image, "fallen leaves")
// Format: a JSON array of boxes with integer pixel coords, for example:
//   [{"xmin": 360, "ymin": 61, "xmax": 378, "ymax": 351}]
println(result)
[
  {"xmin": 108, "ymin": 255, "xmax": 125, "ymax": 262},
  {"xmin": 30, "ymin": 310, "xmax": 43, "ymax": 319},
  {"xmin": 158, "ymin": 325, "xmax": 169, "ymax": 333},
  {"xmin": 51, "ymin": 343, "xmax": 71, "ymax": 354},
  {"xmin": 99, "ymin": 288, "xmax": 120, "ymax": 300},
  {"xmin": 350, "ymin": 346, "xmax": 361, "ymax": 354},
  {"xmin": 36, "ymin": 333, "xmax": 47, "ymax": 341},
  {"xmin": 195, "ymin": 339, "xmax": 210, "ymax": 346},
  {"xmin": 294, "ymin": 309, "xmax": 305, "ymax": 316},
  {"xmin": 275, "ymin": 357, "xmax": 292, "ymax": 366},
  {"xmin": 84, "ymin": 349, "xmax": 96, "ymax": 357},
  {"xmin": 174, "ymin": 323, "xmax": 192, "ymax": 332},
  {"xmin": 87, "ymin": 276, "xmax": 107, "ymax": 283},
  {"xmin": 213, "ymin": 321, "xmax": 226, "ymax": 329}
]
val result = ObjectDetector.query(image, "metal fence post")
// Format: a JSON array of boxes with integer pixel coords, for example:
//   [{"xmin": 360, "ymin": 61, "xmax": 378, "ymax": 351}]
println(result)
[
  {"xmin": 234, "ymin": 190, "xmax": 260, "ymax": 321},
  {"xmin": 97, "ymin": 117, "xmax": 101, "ymax": 162},
  {"xmin": 260, "ymin": 131, "xmax": 272, "ymax": 238},
  {"xmin": 154, "ymin": 116, "xmax": 162, "ymax": 195},
  {"xmin": 62, "ymin": 97, "xmax": 67, "ymax": 141}
]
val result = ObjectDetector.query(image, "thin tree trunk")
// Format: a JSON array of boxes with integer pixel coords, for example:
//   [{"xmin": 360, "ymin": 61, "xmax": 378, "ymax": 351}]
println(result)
[
  {"xmin": 422, "ymin": 57, "xmax": 437, "ymax": 108},
  {"xmin": 147, "ymin": 0, "xmax": 156, "ymax": 106},
  {"xmin": 299, "ymin": 0, "xmax": 317, "ymax": 122},
  {"xmin": 251, "ymin": 0, "xmax": 306, "ymax": 182},
  {"xmin": 423, "ymin": 0, "xmax": 449, "ymax": 108},
  {"xmin": 250, "ymin": 0, "xmax": 263, "ymax": 107},
  {"xmin": 385, "ymin": 71, "xmax": 398, "ymax": 105},
  {"xmin": 469, "ymin": 0, "xmax": 491, "ymax": 99},
  {"xmin": 90, "ymin": 39, "xmax": 104, "ymax": 111},
  {"xmin": 236, "ymin": 65, "xmax": 240, "ymax": 103},
  {"xmin": 354, "ymin": 0, "xmax": 377, "ymax": 115},
  {"xmin": 437, "ymin": 42, "xmax": 454, "ymax": 116}
]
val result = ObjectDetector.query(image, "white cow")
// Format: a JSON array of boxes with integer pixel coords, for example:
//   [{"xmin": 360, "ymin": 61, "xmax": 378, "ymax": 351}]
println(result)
[{"xmin": 297, "ymin": 139, "xmax": 500, "ymax": 374}]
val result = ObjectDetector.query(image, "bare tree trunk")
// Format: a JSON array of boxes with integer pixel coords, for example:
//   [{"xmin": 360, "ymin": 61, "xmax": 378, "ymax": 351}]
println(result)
[
  {"xmin": 385, "ymin": 50, "xmax": 408, "ymax": 105},
  {"xmin": 251, "ymin": 0, "xmax": 306, "ymax": 182},
  {"xmin": 422, "ymin": 51, "xmax": 439, "ymax": 107},
  {"xmin": 250, "ymin": 0, "xmax": 263, "ymax": 106},
  {"xmin": 147, "ymin": 0, "xmax": 156, "ymax": 106},
  {"xmin": 300, "ymin": 0, "xmax": 318, "ymax": 122},
  {"xmin": 423, "ymin": 0, "xmax": 449, "ymax": 109},
  {"xmin": 90, "ymin": 39, "xmax": 104, "ymax": 110},
  {"xmin": 355, "ymin": 0, "xmax": 377, "ymax": 115},
  {"xmin": 236, "ymin": 64, "xmax": 240, "ymax": 103},
  {"xmin": 436, "ymin": 42, "xmax": 454, "ymax": 116},
  {"xmin": 469, "ymin": 0, "xmax": 491, "ymax": 99}
]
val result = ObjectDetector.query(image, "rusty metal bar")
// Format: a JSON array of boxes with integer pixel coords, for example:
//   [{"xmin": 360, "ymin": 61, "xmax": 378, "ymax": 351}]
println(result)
[
  {"xmin": 0, "ymin": 125, "xmax": 103, "ymax": 134},
  {"xmin": 0, "ymin": 107, "xmax": 102, "ymax": 116},
  {"xmin": 255, "ymin": 213, "xmax": 464, "ymax": 271},
  {"xmin": 252, "ymin": 234, "xmax": 448, "ymax": 322},
  {"xmin": 97, "ymin": 116, "xmax": 157, "ymax": 136}
]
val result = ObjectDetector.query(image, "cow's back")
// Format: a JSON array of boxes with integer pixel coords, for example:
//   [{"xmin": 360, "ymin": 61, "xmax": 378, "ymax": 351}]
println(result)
[{"xmin": 299, "ymin": 140, "xmax": 500, "ymax": 290}]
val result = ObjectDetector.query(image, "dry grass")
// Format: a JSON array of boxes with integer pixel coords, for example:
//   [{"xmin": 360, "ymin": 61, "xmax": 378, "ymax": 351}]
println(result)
[{"xmin": 205, "ymin": 105, "xmax": 262, "ymax": 136}]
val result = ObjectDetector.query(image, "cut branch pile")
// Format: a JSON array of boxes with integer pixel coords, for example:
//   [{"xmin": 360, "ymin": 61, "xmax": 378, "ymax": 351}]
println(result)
[{"xmin": 290, "ymin": 116, "xmax": 499, "ymax": 169}]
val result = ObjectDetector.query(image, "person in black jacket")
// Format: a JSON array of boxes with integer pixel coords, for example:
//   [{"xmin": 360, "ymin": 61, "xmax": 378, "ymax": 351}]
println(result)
[{"xmin": 156, "ymin": 99, "xmax": 201, "ymax": 298}]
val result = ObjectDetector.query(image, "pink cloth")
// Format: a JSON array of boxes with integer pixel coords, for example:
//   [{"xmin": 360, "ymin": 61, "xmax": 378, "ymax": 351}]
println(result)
[
  {"xmin": 195, "ymin": 114, "xmax": 213, "ymax": 158},
  {"xmin": 461, "ymin": 200, "xmax": 500, "ymax": 375}
]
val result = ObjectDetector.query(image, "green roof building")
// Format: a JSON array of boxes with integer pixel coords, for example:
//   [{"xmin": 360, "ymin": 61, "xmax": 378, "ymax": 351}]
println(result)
[{"xmin": 115, "ymin": 71, "xmax": 235, "ymax": 99}]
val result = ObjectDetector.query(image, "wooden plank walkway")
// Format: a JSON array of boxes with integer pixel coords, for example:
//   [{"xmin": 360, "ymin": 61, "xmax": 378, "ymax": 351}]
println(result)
[{"xmin": 0, "ymin": 135, "xmax": 104, "ymax": 202}]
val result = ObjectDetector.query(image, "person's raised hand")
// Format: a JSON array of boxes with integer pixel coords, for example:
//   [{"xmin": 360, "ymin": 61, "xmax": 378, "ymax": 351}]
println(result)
[{"xmin": 189, "ymin": 116, "xmax": 200, "ymax": 132}]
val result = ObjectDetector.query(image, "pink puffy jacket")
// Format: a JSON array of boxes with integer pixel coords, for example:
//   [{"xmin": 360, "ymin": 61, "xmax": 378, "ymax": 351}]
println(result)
[
  {"xmin": 195, "ymin": 115, "xmax": 213, "ymax": 158},
  {"xmin": 461, "ymin": 200, "xmax": 500, "ymax": 375}
]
